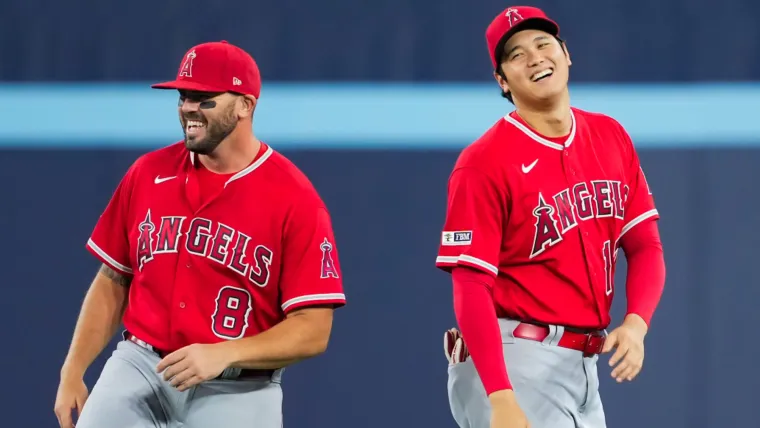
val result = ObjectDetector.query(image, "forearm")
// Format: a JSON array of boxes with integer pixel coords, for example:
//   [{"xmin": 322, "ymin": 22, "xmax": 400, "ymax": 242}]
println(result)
[
  {"xmin": 61, "ymin": 266, "xmax": 129, "ymax": 377},
  {"xmin": 220, "ymin": 308, "xmax": 332, "ymax": 370},
  {"xmin": 621, "ymin": 220, "xmax": 666, "ymax": 326},
  {"xmin": 452, "ymin": 267, "xmax": 511, "ymax": 395},
  {"xmin": 625, "ymin": 249, "xmax": 665, "ymax": 326}
]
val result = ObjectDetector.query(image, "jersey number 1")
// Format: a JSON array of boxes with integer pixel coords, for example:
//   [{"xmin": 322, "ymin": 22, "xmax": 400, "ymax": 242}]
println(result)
[
  {"xmin": 212, "ymin": 286, "xmax": 253, "ymax": 340},
  {"xmin": 602, "ymin": 240, "xmax": 614, "ymax": 296}
]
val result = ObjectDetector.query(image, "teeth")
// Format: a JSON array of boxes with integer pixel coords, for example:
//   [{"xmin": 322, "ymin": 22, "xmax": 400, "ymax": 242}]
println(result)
[
  {"xmin": 186, "ymin": 120, "xmax": 205, "ymax": 128},
  {"xmin": 532, "ymin": 69, "xmax": 553, "ymax": 81}
]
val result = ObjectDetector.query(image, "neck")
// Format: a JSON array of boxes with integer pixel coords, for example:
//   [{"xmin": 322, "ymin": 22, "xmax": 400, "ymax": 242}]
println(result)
[
  {"xmin": 198, "ymin": 125, "xmax": 260, "ymax": 174},
  {"xmin": 515, "ymin": 93, "xmax": 572, "ymax": 138}
]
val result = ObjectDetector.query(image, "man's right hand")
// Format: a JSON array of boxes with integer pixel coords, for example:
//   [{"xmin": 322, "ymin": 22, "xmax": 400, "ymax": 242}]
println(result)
[
  {"xmin": 54, "ymin": 373, "xmax": 89, "ymax": 428},
  {"xmin": 489, "ymin": 390, "xmax": 530, "ymax": 428}
]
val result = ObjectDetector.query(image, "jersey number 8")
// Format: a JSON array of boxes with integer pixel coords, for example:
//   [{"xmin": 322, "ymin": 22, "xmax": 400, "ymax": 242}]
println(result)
[{"xmin": 212, "ymin": 286, "xmax": 253, "ymax": 340}]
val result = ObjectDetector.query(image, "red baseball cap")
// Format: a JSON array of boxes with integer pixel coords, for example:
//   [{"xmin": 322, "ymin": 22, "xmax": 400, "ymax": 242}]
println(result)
[
  {"xmin": 152, "ymin": 40, "xmax": 262, "ymax": 98},
  {"xmin": 486, "ymin": 6, "xmax": 560, "ymax": 70}
]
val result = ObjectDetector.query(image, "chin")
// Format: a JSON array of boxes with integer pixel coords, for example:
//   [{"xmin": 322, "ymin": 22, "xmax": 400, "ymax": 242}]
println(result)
[
  {"xmin": 186, "ymin": 138, "xmax": 223, "ymax": 156},
  {"xmin": 185, "ymin": 139, "xmax": 209, "ymax": 154},
  {"xmin": 527, "ymin": 77, "xmax": 567, "ymax": 99},
  {"xmin": 532, "ymin": 86, "xmax": 566, "ymax": 102},
  {"xmin": 184, "ymin": 137, "xmax": 198, "ymax": 150},
  {"xmin": 537, "ymin": 91, "xmax": 563, "ymax": 101}
]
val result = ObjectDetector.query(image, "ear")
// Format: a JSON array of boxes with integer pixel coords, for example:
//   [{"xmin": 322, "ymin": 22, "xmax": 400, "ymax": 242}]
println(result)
[
  {"xmin": 561, "ymin": 41, "xmax": 572, "ymax": 67},
  {"xmin": 238, "ymin": 95, "xmax": 257, "ymax": 119},
  {"xmin": 493, "ymin": 70, "xmax": 510, "ymax": 94}
]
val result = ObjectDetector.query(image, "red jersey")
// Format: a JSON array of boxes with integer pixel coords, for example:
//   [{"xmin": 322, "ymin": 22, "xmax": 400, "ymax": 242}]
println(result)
[
  {"xmin": 436, "ymin": 108, "xmax": 658, "ymax": 329},
  {"xmin": 86, "ymin": 142, "xmax": 346, "ymax": 351}
]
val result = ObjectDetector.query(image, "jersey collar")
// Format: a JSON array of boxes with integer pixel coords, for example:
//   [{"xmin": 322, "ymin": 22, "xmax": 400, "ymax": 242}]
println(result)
[
  {"xmin": 188, "ymin": 145, "xmax": 274, "ymax": 186},
  {"xmin": 503, "ymin": 109, "xmax": 576, "ymax": 150}
]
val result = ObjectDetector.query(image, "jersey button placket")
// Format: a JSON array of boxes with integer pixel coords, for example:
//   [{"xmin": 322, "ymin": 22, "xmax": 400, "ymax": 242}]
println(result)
[
  {"xmin": 171, "ymin": 250, "xmax": 192, "ymax": 347},
  {"xmin": 564, "ymin": 145, "xmax": 576, "ymax": 176},
  {"xmin": 562, "ymin": 148, "xmax": 574, "ymax": 180}
]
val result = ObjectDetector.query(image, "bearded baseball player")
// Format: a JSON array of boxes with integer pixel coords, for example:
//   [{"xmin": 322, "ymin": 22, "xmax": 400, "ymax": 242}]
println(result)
[
  {"xmin": 53, "ymin": 40, "xmax": 346, "ymax": 428},
  {"xmin": 435, "ymin": 6, "xmax": 666, "ymax": 428}
]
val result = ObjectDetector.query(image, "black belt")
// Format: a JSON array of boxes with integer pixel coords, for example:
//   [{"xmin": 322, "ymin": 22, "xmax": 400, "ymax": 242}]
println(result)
[{"xmin": 124, "ymin": 331, "xmax": 275, "ymax": 380}]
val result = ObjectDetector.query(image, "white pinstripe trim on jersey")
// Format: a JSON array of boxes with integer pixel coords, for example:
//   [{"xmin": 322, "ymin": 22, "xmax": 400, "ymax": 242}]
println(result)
[
  {"xmin": 281, "ymin": 293, "xmax": 346, "ymax": 311},
  {"xmin": 504, "ymin": 110, "xmax": 576, "ymax": 151},
  {"xmin": 87, "ymin": 238, "xmax": 133, "ymax": 274},
  {"xmin": 226, "ymin": 146, "xmax": 274, "ymax": 186},
  {"xmin": 189, "ymin": 146, "xmax": 274, "ymax": 186},
  {"xmin": 436, "ymin": 255, "xmax": 499, "ymax": 276},
  {"xmin": 615, "ymin": 209, "xmax": 659, "ymax": 246}
]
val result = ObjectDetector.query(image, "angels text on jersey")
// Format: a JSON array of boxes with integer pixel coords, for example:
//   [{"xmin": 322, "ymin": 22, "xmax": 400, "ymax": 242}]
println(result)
[
  {"xmin": 135, "ymin": 209, "xmax": 340, "ymax": 285},
  {"xmin": 136, "ymin": 209, "xmax": 274, "ymax": 286},
  {"xmin": 531, "ymin": 179, "xmax": 628, "ymax": 258}
]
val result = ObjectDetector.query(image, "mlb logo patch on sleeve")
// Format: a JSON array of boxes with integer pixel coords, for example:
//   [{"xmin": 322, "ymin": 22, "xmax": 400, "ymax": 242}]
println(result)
[{"xmin": 441, "ymin": 231, "xmax": 473, "ymax": 246}]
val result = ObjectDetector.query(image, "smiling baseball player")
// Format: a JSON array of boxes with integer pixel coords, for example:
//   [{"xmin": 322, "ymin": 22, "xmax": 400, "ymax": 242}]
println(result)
[
  {"xmin": 54, "ymin": 40, "xmax": 346, "ymax": 428},
  {"xmin": 435, "ymin": 6, "xmax": 666, "ymax": 428}
]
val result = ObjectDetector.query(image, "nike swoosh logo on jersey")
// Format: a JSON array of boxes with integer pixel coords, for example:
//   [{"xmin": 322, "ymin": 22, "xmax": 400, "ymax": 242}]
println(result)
[
  {"xmin": 154, "ymin": 175, "xmax": 177, "ymax": 184},
  {"xmin": 522, "ymin": 159, "xmax": 538, "ymax": 173}
]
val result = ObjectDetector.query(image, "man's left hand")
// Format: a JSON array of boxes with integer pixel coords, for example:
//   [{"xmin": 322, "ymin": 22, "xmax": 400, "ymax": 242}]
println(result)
[
  {"xmin": 156, "ymin": 343, "xmax": 231, "ymax": 391},
  {"xmin": 602, "ymin": 314, "xmax": 648, "ymax": 383}
]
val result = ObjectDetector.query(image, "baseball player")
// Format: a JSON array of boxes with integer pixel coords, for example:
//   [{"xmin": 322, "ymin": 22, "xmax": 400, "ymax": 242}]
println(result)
[
  {"xmin": 435, "ymin": 6, "xmax": 666, "ymax": 428},
  {"xmin": 53, "ymin": 40, "xmax": 346, "ymax": 428}
]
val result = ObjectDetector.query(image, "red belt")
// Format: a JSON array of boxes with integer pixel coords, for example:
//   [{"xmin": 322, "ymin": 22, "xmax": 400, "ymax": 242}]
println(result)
[
  {"xmin": 512, "ymin": 322, "xmax": 606, "ymax": 357},
  {"xmin": 124, "ymin": 332, "xmax": 275, "ymax": 380}
]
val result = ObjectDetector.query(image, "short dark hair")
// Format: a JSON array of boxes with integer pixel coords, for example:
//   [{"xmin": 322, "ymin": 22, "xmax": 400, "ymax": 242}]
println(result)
[{"xmin": 495, "ymin": 36, "xmax": 565, "ymax": 104}]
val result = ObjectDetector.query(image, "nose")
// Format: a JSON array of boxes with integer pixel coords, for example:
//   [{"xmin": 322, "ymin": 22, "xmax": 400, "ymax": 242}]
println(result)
[
  {"xmin": 527, "ymin": 51, "xmax": 545, "ymax": 68},
  {"xmin": 179, "ymin": 98, "xmax": 201, "ymax": 113}
]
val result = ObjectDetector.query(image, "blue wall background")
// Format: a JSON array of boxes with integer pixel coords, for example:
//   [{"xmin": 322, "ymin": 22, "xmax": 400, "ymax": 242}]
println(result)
[
  {"xmin": 4, "ymin": 141, "xmax": 760, "ymax": 428},
  {"xmin": 3, "ymin": 0, "xmax": 760, "ymax": 82},
  {"xmin": 2, "ymin": 0, "xmax": 759, "ymax": 427}
]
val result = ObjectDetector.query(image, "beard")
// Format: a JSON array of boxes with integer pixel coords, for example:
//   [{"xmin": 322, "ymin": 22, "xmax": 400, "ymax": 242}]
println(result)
[{"xmin": 182, "ymin": 104, "xmax": 237, "ymax": 155}]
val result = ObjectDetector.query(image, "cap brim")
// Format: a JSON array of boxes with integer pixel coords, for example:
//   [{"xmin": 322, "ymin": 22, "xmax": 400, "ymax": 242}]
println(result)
[
  {"xmin": 494, "ymin": 18, "xmax": 560, "ymax": 68},
  {"xmin": 151, "ymin": 79, "xmax": 229, "ymax": 93}
]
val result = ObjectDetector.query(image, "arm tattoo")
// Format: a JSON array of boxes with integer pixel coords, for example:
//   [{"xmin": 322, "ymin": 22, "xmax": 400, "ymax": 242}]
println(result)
[{"xmin": 99, "ymin": 264, "xmax": 132, "ymax": 287}]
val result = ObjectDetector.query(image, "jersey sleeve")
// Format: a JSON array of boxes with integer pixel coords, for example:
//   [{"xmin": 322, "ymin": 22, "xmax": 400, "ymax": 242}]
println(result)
[
  {"xmin": 435, "ymin": 167, "xmax": 507, "ymax": 277},
  {"xmin": 85, "ymin": 161, "xmax": 139, "ymax": 276},
  {"xmin": 278, "ymin": 197, "xmax": 346, "ymax": 314},
  {"xmin": 620, "ymin": 128, "xmax": 659, "ymax": 238}
]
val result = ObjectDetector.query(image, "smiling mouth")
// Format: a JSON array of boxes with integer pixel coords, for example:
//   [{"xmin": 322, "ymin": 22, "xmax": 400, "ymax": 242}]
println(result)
[
  {"xmin": 185, "ymin": 120, "xmax": 206, "ymax": 133},
  {"xmin": 531, "ymin": 69, "xmax": 554, "ymax": 82}
]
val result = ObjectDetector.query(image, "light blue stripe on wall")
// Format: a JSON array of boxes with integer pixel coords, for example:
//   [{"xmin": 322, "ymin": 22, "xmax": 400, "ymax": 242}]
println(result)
[{"xmin": 1, "ymin": 82, "xmax": 758, "ymax": 149}]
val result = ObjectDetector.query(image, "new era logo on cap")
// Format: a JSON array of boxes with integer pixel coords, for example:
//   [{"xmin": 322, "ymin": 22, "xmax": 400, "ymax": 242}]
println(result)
[
  {"xmin": 485, "ymin": 6, "xmax": 560, "ymax": 69},
  {"xmin": 151, "ymin": 40, "xmax": 262, "ymax": 98}
]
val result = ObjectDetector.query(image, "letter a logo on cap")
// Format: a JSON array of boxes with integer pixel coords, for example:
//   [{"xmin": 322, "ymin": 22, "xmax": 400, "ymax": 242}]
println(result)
[
  {"xmin": 505, "ymin": 8, "xmax": 523, "ymax": 27},
  {"xmin": 179, "ymin": 50, "xmax": 197, "ymax": 77}
]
